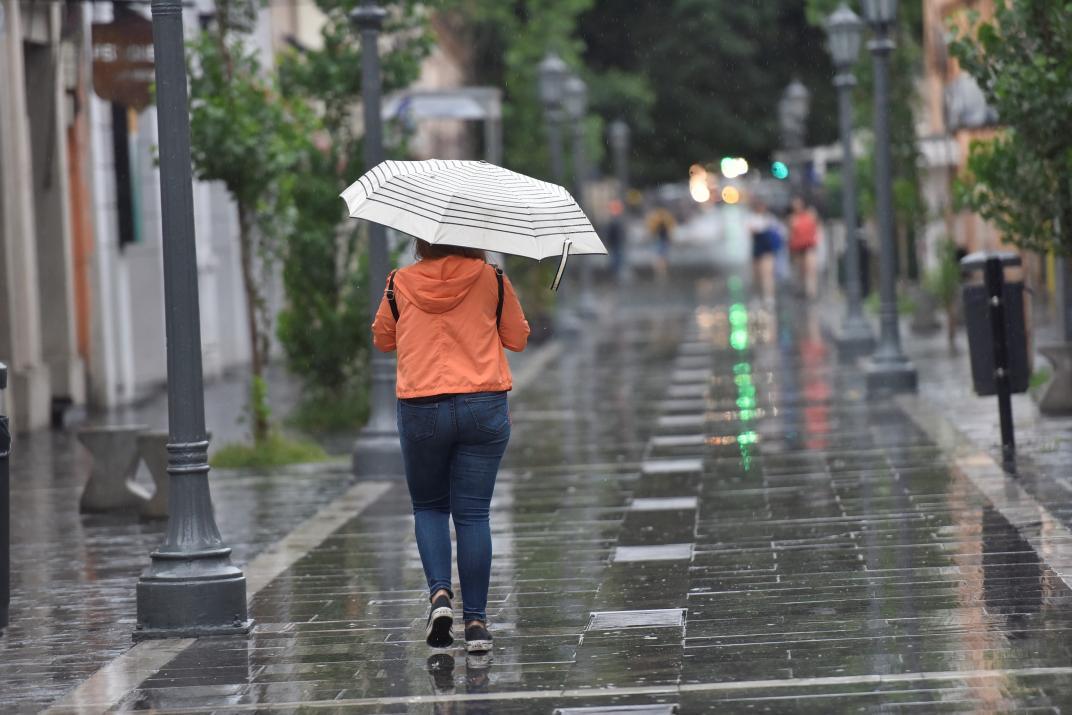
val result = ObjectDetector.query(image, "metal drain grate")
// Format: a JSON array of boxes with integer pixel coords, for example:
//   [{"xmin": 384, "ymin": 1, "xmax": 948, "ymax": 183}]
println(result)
[
  {"xmin": 641, "ymin": 458, "xmax": 703, "ymax": 475},
  {"xmin": 587, "ymin": 609, "xmax": 686, "ymax": 631},
  {"xmin": 630, "ymin": 496, "xmax": 698, "ymax": 511},
  {"xmin": 613, "ymin": 543, "xmax": 693, "ymax": 562}
]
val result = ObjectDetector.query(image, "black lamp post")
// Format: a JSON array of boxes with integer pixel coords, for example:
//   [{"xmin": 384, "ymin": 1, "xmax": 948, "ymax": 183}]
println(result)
[
  {"xmin": 538, "ymin": 53, "xmax": 568, "ymax": 184},
  {"xmin": 862, "ymin": 0, "xmax": 918, "ymax": 393},
  {"xmin": 135, "ymin": 0, "xmax": 251, "ymax": 640},
  {"xmin": 350, "ymin": 1, "xmax": 402, "ymax": 478},
  {"xmin": 608, "ymin": 119, "xmax": 631, "ymax": 285},
  {"xmin": 826, "ymin": 3, "xmax": 875, "ymax": 357},
  {"xmin": 779, "ymin": 79, "xmax": 810, "ymax": 192},
  {"xmin": 564, "ymin": 73, "xmax": 596, "ymax": 315}
]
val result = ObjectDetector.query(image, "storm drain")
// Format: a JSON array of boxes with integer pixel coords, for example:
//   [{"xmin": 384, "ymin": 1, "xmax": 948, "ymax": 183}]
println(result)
[
  {"xmin": 613, "ymin": 543, "xmax": 693, "ymax": 562},
  {"xmin": 586, "ymin": 608, "xmax": 686, "ymax": 631},
  {"xmin": 649, "ymin": 434, "xmax": 705, "ymax": 449},
  {"xmin": 657, "ymin": 414, "xmax": 706, "ymax": 429},
  {"xmin": 641, "ymin": 458, "xmax": 703, "ymax": 476},
  {"xmin": 555, "ymin": 706, "xmax": 678, "ymax": 715},
  {"xmin": 630, "ymin": 496, "xmax": 698, "ymax": 511}
]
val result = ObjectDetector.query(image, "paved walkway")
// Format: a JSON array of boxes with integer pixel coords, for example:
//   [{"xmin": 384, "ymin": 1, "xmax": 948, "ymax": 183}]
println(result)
[{"xmin": 8, "ymin": 279, "xmax": 1072, "ymax": 712}]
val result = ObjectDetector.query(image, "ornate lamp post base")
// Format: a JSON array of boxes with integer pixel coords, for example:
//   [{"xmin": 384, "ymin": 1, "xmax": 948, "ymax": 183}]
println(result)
[
  {"xmin": 835, "ymin": 317, "xmax": 876, "ymax": 359},
  {"xmin": 865, "ymin": 355, "xmax": 918, "ymax": 394},
  {"xmin": 352, "ymin": 430, "xmax": 405, "ymax": 478},
  {"xmin": 135, "ymin": 564, "xmax": 252, "ymax": 641}
]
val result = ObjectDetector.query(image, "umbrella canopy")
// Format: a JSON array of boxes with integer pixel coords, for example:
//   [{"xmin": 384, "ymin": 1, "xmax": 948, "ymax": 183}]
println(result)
[{"xmin": 340, "ymin": 159, "xmax": 607, "ymax": 262}]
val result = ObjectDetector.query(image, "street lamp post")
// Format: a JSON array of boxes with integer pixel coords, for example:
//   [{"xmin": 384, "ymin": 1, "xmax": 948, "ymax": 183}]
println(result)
[
  {"xmin": 135, "ymin": 0, "xmax": 251, "ymax": 640},
  {"xmin": 564, "ymin": 74, "xmax": 596, "ymax": 315},
  {"xmin": 609, "ymin": 119, "xmax": 631, "ymax": 284},
  {"xmin": 862, "ymin": 0, "xmax": 917, "ymax": 393},
  {"xmin": 826, "ymin": 3, "xmax": 875, "ymax": 357},
  {"xmin": 779, "ymin": 79, "xmax": 811, "ymax": 194},
  {"xmin": 538, "ymin": 53, "xmax": 568, "ymax": 184},
  {"xmin": 350, "ymin": 1, "xmax": 402, "ymax": 478}
]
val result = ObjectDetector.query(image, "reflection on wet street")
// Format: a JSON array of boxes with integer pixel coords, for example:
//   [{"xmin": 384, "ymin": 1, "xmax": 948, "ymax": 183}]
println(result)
[{"xmin": 13, "ymin": 279, "xmax": 1072, "ymax": 713}]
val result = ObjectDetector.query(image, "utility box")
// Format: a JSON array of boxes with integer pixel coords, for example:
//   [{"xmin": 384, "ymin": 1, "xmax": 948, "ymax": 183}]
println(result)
[{"xmin": 961, "ymin": 252, "xmax": 1029, "ymax": 396}]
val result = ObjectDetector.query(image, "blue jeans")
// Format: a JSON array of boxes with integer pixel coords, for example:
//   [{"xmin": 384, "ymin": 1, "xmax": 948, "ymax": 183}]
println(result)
[{"xmin": 397, "ymin": 391, "xmax": 510, "ymax": 622}]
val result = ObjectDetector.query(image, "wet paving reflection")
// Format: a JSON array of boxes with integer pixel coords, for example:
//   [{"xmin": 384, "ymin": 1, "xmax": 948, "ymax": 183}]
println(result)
[{"xmin": 17, "ymin": 281, "xmax": 1072, "ymax": 713}]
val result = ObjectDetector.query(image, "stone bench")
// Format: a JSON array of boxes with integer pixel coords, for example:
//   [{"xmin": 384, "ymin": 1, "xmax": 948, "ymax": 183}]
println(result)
[{"xmin": 77, "ymin": 425, "xmax": 150, "ymax": 513}]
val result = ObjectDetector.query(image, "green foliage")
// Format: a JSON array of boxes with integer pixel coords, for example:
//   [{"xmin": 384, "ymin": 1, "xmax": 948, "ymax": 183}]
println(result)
[
  {"xmin": 580, "ymin": 1, "xmax": 839, "ymax": 184},
  {"xmin": 210, "ymin": 432, "xmax": 330, "ymax": 469},
  {"xmin": 949, "ymin": 0, "xmax": 1072, "ymax": 255},
  {"xmin": 274, "ymin": 0, "xmax": 434, "ymax": 420},
  {"xmin": 925, "ymin": 238, "xmax": 961, "ymax": 308},
  {"xmin": 1030, "ymin": 367, "xmax": 1052, "ymax": 392},
  {"xmin": 187, "ymin": 5, "xmax": 317, "ymax": 443}
]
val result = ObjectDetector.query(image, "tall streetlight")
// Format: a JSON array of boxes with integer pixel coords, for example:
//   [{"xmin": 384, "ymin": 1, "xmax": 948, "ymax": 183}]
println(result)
[
  {"xmin": 350, "ymin": 1, "xmax": 402, "ymax": 477},
  {"xmin": 538, "ymin": 53, "xmax": 568, "ymax": 184},
  {"xmin": 564, "ymin": 73, "xmax": 596, "ymax": 316},
  {"xmin": 862, "ymin": 0, "xmax": 917, "ymax": 393},
  {"xmin": 135, "ymin": 0, "xmax": 250, "ymax": 640},
  {"xmin": 609, "ymin": 119, "xmax": 631, "ymax": 283},
  {"xmin": 825, "ymin": 3, "xmax": 875, "ymax": 357},
  {"xmin": 779, "ymin": 79, "xmax": 811, "ymax": 193}
]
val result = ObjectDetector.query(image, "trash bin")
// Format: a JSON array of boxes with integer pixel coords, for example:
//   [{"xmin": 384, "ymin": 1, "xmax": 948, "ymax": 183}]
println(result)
[
  {"xmin": 1, "ymin": 362, "xmax": 8, "ymax": 630},
  {"xmin": 961, "ymin": 252, "xmax": 1029, "ymax": 396}
]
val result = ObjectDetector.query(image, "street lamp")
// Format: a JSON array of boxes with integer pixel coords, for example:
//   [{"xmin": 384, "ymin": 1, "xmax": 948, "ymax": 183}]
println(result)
[
  {"xmin": 825, "ymin": 3, "xmax": 875, "ymax": 357},
  {"xmin": 563, "ymin": 74, "xmax": 596, "ymax": 315},
  {"xmin": 608, "ymin": 119, "xmax": 631, "ymax": 284},
  {"xmin": 135, "ymin": 0, "xmax": 250, "ymax": 640},
  {"xmin": 350, "ymin": 1, "xmax": 403, "ymax": 477},
  {"xmin": 779, "ymin": 79, "xmax": 810, "ymax": 192},
  {"xmin": 862, "ymin": 0, "xmax": 917, "ymax": 393},
  {"xmin": 538, "ymin": 53, "xmax": 568, "ymax": 184}
]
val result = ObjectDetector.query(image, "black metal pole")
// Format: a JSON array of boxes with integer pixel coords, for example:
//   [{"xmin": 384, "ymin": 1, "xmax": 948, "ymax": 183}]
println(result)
[
  {"xmin": 834, "ymin": 68, "xmax": 874, "ymax": 357},
  {"xmin": 985, "ymin": 256, "xmax": 1015, "ymax": 464},
  {"xmin": 547, "ymin": 109, "xmax": 565, "ymax": 185},
  {"xmin": 1, "ymin": 363, "xmax": 9, "ymax": 631},
  {"xmin": 135, "ymin": 0, "xmax": 250, "ymax": 640},
  {"xmin": 572, "ymin": 112, "xmax": 596, "ymax": 315},
  {"xmin": 351, "ymin": 1, "xmax": 402, "ymax": 479},
  {"xmin": 864, "ymin": 20, "xmax": 917, "ymax": 394}
]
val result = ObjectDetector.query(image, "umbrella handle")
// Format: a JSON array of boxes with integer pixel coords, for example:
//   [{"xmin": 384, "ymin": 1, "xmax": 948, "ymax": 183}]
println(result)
[{"xmin": 550, "ymin": 240, "xmax": 572, "ymax": 292}]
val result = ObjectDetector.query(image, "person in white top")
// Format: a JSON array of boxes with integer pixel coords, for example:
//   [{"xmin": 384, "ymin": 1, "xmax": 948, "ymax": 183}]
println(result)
[{"xmin": 746, "ymin": 198, "xmax": 780, "ymax": 306}]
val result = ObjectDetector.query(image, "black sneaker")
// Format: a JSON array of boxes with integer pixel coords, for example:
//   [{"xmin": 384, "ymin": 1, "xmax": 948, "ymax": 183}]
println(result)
[
  {"xmin": 464, "ymin": 622, "xmax": 493, "ymax": 653},
  {"xmin": 425, "ymin": 594, "xmax": 454, "ymax": 648}
]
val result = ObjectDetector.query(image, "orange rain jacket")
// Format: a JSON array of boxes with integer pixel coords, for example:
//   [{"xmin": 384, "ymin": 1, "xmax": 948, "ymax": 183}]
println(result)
[{"xmin": 372, "ymin": 255, "xmax": 530, "ymax": 399}]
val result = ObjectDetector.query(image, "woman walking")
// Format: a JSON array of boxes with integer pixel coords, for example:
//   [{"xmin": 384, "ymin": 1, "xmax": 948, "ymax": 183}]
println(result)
[
  {"xmin": 788, "ymin": 196, "xmax": 821, "ymax": 300},
  {"xmin": 372, "ymin": 240, "xmax": 529, "ymax": 654}
]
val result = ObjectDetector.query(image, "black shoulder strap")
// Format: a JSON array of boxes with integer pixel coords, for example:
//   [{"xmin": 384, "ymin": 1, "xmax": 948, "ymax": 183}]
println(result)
[
  {"xmin": 492, "ymin": 264, "xmax": 504, "ymax": 329},
  {"xmin": 387, "ymin": 270, "xmax": 399, "ymax": 321}
]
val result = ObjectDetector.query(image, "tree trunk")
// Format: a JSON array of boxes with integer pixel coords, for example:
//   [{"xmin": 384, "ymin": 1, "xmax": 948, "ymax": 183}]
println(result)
[{"xmin": 237, "ymin": 202, "xmax": 270, "ymax": 443}]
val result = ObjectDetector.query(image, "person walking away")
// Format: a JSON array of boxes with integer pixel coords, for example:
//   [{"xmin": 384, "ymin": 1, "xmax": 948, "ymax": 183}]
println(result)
[
  {"xmin": 647, "ymin": 206, "xmax": 675, "ymax": 282},
  {"xmin": 789, "ymin": 196, "xmax": 821, "ymax": 300},
  {"xmin": 372, "ymin": 240, "xmax": 530, "ymax": 654},
  {"xmin": 746, "ymin": 198, "xmax": 780, "ymax": 307}
]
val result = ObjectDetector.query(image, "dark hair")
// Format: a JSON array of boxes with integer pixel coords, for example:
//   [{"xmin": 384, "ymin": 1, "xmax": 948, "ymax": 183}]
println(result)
[{"xmin": 414, "ymin": 239, "xmax": 486, "ymax": 262}]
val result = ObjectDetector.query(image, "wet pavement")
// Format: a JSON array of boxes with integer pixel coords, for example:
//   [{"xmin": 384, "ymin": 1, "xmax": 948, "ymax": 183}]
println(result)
[{"xmin": 8, "ymin": 277, "xmax": 1072, "ymax": 712}]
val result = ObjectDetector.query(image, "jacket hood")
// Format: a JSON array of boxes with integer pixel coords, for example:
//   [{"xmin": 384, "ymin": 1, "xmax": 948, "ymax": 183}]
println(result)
[{"xmin": 396, "ymin": 255, "xmax": 487, "ymax": 314}]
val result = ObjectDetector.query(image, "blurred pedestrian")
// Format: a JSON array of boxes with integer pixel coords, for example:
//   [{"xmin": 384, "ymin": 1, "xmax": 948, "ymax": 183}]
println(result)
[
  {"xmin": 647, "ymin": 206, "xmax": 676, "ymax": 282},
  {"xmin": 788, "ymin": 196, "xmax": 821, "ymax": 300},
  {"xmin": 372, "ymin": 240, "xmax": 530, "ymax": 654},
  {"xmin": 606, "ymin": 198, "xmax": 626, "ymax": 282},
  {"xmin": 747, "ymin": 197, "xmax": 781, "ymax": 306}
]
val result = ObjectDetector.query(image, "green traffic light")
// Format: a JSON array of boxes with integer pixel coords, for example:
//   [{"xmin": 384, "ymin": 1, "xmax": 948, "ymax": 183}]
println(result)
[{"xmin": 771, "ymin": 161, "xmax": 789, "ymax": 180}]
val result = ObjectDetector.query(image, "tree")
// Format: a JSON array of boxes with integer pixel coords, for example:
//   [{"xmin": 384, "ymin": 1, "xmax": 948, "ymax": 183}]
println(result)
[
  {"xmin": 580, "ymin": 0, "xmax": 839, "ymax": 185},
  {"xmin": 274, "ymin": 0, "xmax": 435, "ymax": 430},
  {"xmin": 950, "ymin": 0, "xmax": 1072, "ymax": 256},
  {"xmin": 187, "ymin": 1, "xmax": 315, "ymax": 443}
]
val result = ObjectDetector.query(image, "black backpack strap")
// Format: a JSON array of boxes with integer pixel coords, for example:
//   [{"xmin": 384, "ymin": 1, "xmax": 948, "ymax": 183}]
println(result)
[
  {"xmin": 492, "ymin": 264, "xmax": 504, "ymax": 329},
  {"xmin": 386, "ymin": 270, "xmax": 400, "ymax": 321}
]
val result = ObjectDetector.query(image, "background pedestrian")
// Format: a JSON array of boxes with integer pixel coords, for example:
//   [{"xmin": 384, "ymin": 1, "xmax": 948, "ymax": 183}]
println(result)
[
  {"xmin": 746, "ymin": 197, "xmax": 781, "ymax": 307},
  {"xmin": 789, "ymin": 196, "xmax": 822, "ymax": 300}
]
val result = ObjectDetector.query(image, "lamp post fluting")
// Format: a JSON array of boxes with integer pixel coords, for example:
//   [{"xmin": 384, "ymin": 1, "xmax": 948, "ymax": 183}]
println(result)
[
  {"xmin": 564, "ymin": 74, "xmax": 596, "ymax": 316},
  {"xmin": 862, "ymin": 0, "xmax": 917, "ymax": 393},
  {"xmin": 826, "ymin": 4, "xmax": 875, "ymax": 357},
  {"xmin": 350, "ymin": 1, "xmax": 402, "ymax": 477},
  {"xmin": 135, "ymin": 0, "xmax": 251, "ymax": 640},
  {"xmin": 538, "ymin": 53, "xmax": 568, "ymax": 184}
]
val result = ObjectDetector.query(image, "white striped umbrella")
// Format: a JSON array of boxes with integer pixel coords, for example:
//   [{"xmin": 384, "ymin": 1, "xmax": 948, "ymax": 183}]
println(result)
[{"xmin": 340, "ymin": 159, "xmax": 606, "ymax": 289}]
